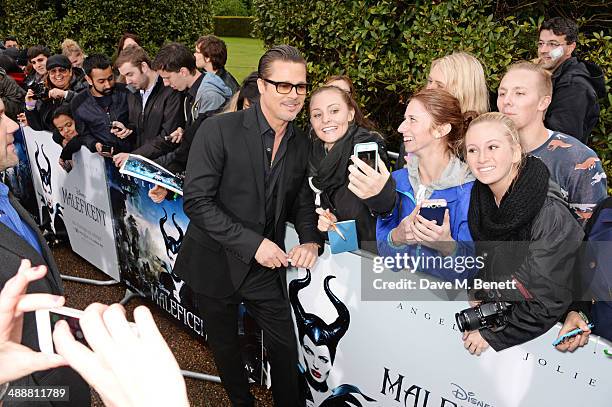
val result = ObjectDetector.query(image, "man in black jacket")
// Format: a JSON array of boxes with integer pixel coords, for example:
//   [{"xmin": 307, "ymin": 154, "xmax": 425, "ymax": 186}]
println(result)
[
  {"xmin": 174, "ymin": 45, "xmax": 322, "ymax": 406},
  {"xmin": 537, "ymin": 17, "xmax": 606, "ymax": 144},
  {"xmin": 112, "ymin": 45, "xmax": 183, "ymax": 167},
  {"xmin": 71, "ymin": 54, "xmax": 132, "ymax": 154}
]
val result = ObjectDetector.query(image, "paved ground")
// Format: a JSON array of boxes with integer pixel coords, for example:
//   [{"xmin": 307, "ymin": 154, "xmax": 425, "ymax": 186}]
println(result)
[{"xmin": 53, "ymin": 244, "xmax": 274, "ymax": 407}]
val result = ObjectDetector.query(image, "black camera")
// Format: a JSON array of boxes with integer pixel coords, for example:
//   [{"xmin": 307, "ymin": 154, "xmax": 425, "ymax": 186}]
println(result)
[
  {"xmin": 30, "ymin": 82, "xmax": 49, "ymax": 100},
  {"xmin": 455, "ymin": 302, "xmax": 512, "ymax": 333}
]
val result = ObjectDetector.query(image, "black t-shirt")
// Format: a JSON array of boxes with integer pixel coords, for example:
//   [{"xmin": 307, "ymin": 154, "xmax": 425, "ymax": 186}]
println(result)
[{"xmin": 94, "ymin": 94, "xmax": 113, "ymax": 111}]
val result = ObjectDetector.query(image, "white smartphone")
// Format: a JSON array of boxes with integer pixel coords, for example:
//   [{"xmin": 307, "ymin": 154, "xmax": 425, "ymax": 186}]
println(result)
[
  {"xmin": 353, "ymin": 142, "xmax": 379, "ymax": 172},
  {"xmin": 36, "ymin": 306, "xmax": 138, "ymax": 354}
]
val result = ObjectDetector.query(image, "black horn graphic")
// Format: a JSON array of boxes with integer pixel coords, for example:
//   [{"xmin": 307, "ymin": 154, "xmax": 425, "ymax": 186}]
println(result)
[
  {"xmin": 34, "ymin": 142, "xmax": 52, "ymax": 193},
  {"xmin": 159, "ymin": 207, "xmax": 185, "ymax": 260}
]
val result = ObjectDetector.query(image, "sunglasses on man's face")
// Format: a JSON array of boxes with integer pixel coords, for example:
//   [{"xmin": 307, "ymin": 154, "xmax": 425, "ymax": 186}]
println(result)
[
  {"xmin": 49, "ymin": 68, "xmax": 69, "ymax": 76},
  {"xmin": 261, "ymin": 78, "xmax": 309, "ymax": 95}
]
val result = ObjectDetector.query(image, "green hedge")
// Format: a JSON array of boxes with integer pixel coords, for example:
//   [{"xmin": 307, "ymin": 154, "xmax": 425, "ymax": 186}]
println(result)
[
  {"xmin": 0, "ymin": 0, "xmax": 214, "ymax": 56},
  {"xmin": 253, "ymin": 0, "xmax": 611, "ymax": 183},
  {"xmin": 212, "ymin": 0, "xmax": 251, "ymax": 16},
  {"xmin": 214, "ymin": 16, "xmax": 255, "ymax": 37}
]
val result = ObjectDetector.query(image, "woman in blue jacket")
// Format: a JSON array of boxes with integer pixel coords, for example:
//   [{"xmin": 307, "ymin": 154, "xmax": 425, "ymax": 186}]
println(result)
[{"xmin": 352, "ymin": 88, "xmax": 476, "ymax": 280}]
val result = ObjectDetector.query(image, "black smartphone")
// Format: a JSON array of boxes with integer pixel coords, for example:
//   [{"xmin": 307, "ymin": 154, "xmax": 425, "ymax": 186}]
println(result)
[{"xmin": 101, "ymin": 144, "xmax": 113, "ymax": 155}]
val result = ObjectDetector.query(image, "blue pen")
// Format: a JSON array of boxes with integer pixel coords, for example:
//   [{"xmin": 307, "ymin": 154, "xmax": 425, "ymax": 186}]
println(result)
[{"xmin": 552, "ymin": 323, "xmax": 594, "ymax": 346}]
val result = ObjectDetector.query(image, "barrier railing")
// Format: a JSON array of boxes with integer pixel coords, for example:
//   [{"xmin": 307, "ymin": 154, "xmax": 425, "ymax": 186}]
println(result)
[{"xmin": 7, "ymin": 127, "xmax": 610, "ymax": 405}]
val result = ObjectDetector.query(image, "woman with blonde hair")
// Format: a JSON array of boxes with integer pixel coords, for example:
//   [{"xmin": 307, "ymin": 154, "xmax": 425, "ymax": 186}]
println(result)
[
  {"xmin": 395, "ymin": 51, "xmax": 489, "ymax": 169},
  {"xmin": 461, "ymin": 112, "xmax": 582, "ymax": 355},
  {"xmin": 61, "ymin": 39, "xmax": 86, "ymax": 69},
  {"xmin": 427, "ymin": 51, "xmax": 489, "ymax": 115}
]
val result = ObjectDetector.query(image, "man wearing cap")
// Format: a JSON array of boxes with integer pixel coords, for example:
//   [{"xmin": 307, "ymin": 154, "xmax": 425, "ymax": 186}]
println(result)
[{"xmin": 24, "ymin": 54, "xmax": 87, "ymax": 132}]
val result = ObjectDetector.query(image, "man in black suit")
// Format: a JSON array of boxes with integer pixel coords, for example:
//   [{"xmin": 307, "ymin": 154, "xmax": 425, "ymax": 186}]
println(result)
[
  {"xmin": 174, "ymin": 45, "xmax": 322, "ymax": 406},
  {"xmin": 0, "ymin": 99, "xmax": 90, "ymax": 406},
  {"xmin": 112, "ymin": 45, "xmax": 183, "ymax": 168}
]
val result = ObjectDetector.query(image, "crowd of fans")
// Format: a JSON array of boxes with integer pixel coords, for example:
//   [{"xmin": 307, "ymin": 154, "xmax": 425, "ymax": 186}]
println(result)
[{"xmin": 0, "ymin": 15, "xmax": 609, "ymax": 406}]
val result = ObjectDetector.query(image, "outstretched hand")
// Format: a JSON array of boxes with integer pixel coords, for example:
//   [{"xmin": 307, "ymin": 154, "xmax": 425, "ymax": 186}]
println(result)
[{"xmin": 0, "ymin": 260, "xmax": 67, "ymax": 384}]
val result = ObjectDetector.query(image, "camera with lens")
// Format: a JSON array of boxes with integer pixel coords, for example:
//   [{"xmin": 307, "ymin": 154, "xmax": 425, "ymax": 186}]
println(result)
[
  {"xmin": 30, "ymin": 82, "xmax": 49, "ymax": 100},
  {"xmin": 455, "ymin": 302, "xmax": 512, "ymax": 333}
]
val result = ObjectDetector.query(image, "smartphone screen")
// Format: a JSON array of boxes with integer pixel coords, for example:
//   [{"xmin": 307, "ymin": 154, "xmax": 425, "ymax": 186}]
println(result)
[
  {"xmin": 357, "ymin": 150, "xmax": 377, "ymax": 170},
  {"xmin": 419, "ymin": 207, "xmax": 446, "ymax": 225},
  {"xmin": 49, "ymin": 311, "xmax": 89, "ymax": 351}
]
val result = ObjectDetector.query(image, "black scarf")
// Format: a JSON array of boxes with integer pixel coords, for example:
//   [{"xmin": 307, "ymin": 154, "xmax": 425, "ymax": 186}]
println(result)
[
  {"xmin": 307, "ymin": 125, "xmax": 380, "ymax": 203},
  {"xmin": 468, "ymin": 156, "xmax": 550, "ymax": 242}
]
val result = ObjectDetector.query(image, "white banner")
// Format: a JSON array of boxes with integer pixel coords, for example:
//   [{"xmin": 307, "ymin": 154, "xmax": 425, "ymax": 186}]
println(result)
[
  {"xmin": 285, "ymin": 226, "xmax": 611, "ymax": 407},
  {"xmin": 23, "ymin": 127, "xmax": 120, "ymax": 280}
]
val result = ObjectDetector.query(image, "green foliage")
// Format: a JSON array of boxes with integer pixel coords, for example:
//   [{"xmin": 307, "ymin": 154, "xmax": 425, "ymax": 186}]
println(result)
[
  {"xmin": 1, "ymin": 0, "xmax": 214, "ymax": 57},
  {"xmin": 253, "ymin": 0, "xmax": 611, "ymax": 183},
  {"xmin": 212, "ymin": 0, "xmax": 250, "ymax": 16},
  {"xmin": 214, "ymin": 17, "xmax": 255, "ymax": 38},
  {"xmin": 579, "ymin": 32, "xmax": 612, "ymax": 168}
]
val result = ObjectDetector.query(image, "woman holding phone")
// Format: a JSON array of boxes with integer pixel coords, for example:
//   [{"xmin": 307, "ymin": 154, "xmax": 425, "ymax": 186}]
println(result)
[
  {"xmin": 358, "ymin": 88, "xmax": 476, "ymax": 280},
  {"xmin": 308, "ymin": 85, "xmax": 387, "ymax": 249},
  {"xmin": 461, "ymin": 112, "xmax": 582, "ymax": 354}
]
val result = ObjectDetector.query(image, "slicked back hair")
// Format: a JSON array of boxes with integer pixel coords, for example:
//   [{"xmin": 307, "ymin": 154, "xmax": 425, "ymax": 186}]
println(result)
[{"xmin": 257, "ymin": 45, "xmax": 305, "ymax": 79}]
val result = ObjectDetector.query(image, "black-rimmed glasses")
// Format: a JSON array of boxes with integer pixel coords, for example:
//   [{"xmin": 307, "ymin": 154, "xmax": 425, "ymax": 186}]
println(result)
[{"xmin": 261, "ymin": 77, "xmax": 309, "ymax": 95}]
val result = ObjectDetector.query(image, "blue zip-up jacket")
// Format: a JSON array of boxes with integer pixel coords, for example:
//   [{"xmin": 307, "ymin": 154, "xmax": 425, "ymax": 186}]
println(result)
[{"xmin": 376, "ymin": 166, "xmax": 475, "ymax": 281}]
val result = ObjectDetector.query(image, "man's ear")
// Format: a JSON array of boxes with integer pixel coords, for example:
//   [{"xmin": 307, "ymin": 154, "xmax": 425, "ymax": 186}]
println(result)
[
  {"xmin": 257, "ymin": 78, "xmax": 266, "ymax": 95},
  {"xmin": 538, "ymin": 94, "xmax": 552, "ymax": 112},
  {"xmin": 179, "ymin": 67, "xmax": 190, "ymax": 77},
  {"xmin": 85, "ymin": 75, "xmax": 93, "ymax": 86},
  {"xmin": 567, "ymin": 41, "xmax": 576, "ymax": 56}
]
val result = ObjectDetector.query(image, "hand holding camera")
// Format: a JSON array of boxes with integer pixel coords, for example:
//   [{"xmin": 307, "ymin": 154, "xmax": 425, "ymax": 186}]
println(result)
[
  {"xmin": 28, "ymin": 83, "xmax": 49, "ymax": 101},
  {"xmin": 455, "ymin": 302, "xmax": 512, "ymax": 333}
]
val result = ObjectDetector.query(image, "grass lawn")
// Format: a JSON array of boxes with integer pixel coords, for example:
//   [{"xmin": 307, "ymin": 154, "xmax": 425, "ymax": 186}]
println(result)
[{"xmin": 221, "ymin": 37, "xmax": 265, "ymax": 83}]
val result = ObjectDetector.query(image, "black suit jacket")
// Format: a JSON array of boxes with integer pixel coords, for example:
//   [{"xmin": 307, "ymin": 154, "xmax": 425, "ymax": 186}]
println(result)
[
  {"xmin": 128, "ymin": 76, "xmax": 183, "ymax": 159},
  {"xmin": 0, "ymin": 193, "xmax": 90, "ymax": 406},
  {"xmin": 173, "ymin": 106, "xmax": 322, "ymax": 298}
]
